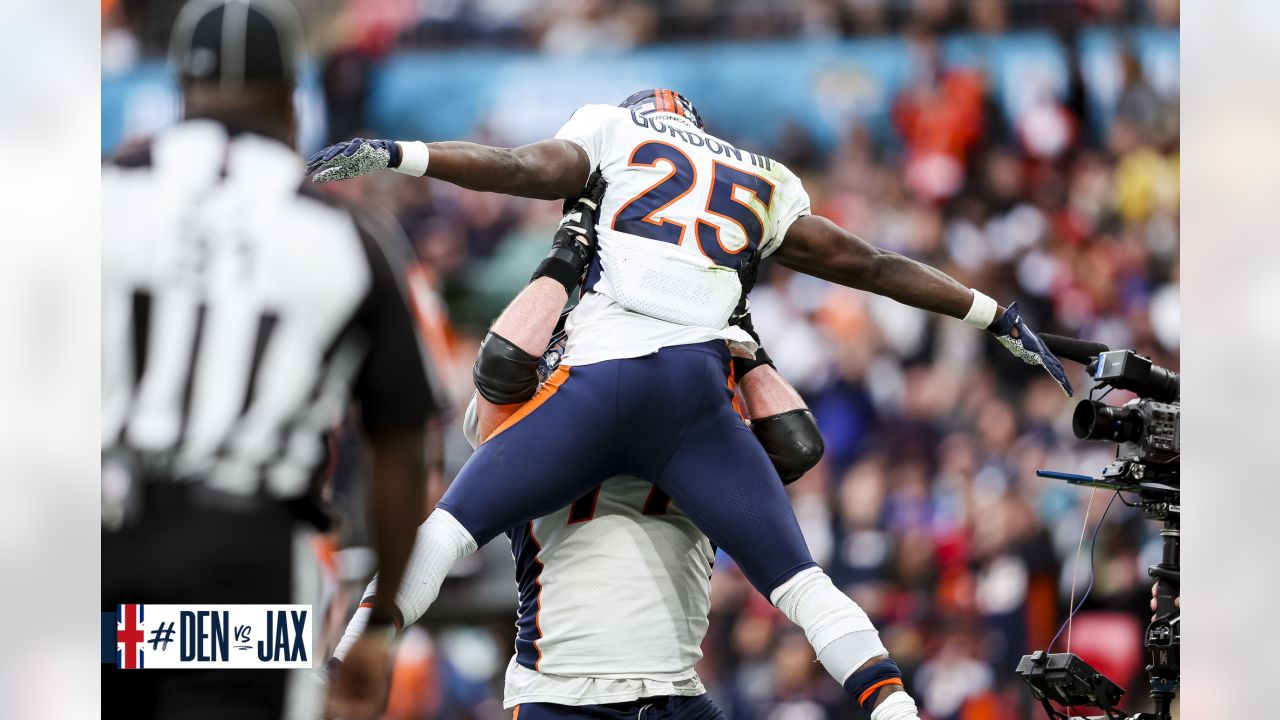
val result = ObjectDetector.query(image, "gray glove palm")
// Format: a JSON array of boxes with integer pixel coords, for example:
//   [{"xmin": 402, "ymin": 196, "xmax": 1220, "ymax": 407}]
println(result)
[{"xmin": 306, "ymin": 138, "xmax": 400, "ymax": 184}]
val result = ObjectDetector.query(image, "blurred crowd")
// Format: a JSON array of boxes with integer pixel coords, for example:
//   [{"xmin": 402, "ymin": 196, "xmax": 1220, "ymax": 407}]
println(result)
[
  {"xmin": 103, "ymin": 0, "xmax": 1179, "ymax": 62},
  {"xmin": 394, "ymin": 0, "xmax": 1180, "ymax": 54},
  {"xmin": 103, "ymin": 1, "xmax": 1179, "ymax": 718}
]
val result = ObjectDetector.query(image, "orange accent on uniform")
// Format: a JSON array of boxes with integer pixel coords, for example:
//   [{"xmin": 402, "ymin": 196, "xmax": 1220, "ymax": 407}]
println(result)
[
  {"xmin": 355, "ymin": 601, "xmax": 402, "ymax": 630},
  {"xmin": 858, "ymin": 678, "xmax": 904, "ymax": 706},
  {"xmin": 513, "ymin": 705, "xmax": 521, "ymax": 720},
  {"xmin": 727, "ymin": 367, "xmax": 745, "ymax": 419},
  {"xmin": 485, "ymin": 365, "xmax": 571, "ymax": 443},
  {"xmin": 671, "ymin": 90, "xmax": 685, "ymax": 117}
]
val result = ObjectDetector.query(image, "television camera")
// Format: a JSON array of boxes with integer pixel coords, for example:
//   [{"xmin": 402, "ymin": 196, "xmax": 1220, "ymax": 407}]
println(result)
[{"xmin": 1015, "ymin": 335, "xmax": 1179, "ymax": 720}]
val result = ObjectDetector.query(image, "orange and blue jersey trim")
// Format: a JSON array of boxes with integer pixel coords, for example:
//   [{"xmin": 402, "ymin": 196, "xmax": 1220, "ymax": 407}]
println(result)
[
  {"xmin": 510, "ymin": 519, "xmax": 547, "ymax": 670},
  {"xmin": 485, "ymin": 364, "xmax": 571, "ymax": 443}
]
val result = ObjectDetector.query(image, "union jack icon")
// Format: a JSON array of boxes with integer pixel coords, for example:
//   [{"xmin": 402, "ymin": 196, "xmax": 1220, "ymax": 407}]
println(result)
[{"xmin": 116, "ymin": 604, "xmax": 146, "ymax": 669}]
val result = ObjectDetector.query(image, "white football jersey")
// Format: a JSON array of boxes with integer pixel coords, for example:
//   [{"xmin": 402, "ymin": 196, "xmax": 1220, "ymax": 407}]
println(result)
[
  {"xmin": 502, "ymin": 474, "xmax": 714, "ymax": 708},
  {"xmin": 554, "ymin": 104, "xmax": 811, "ymax": 366}
]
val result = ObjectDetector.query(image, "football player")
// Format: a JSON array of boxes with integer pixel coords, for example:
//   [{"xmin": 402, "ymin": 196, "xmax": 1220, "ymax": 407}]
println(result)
[
  {"xmin": 309, "ymin": 89, "xmax": 1072, "ymax": 720},
  {"xmin": 330, "ymin": 178, "xmax": 824, "ymax": 720}
]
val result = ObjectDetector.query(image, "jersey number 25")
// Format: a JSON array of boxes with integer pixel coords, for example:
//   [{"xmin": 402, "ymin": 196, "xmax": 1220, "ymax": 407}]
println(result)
[{"xmin": 611, "ymin": 141, "xmax": 775, "ymax": 269}]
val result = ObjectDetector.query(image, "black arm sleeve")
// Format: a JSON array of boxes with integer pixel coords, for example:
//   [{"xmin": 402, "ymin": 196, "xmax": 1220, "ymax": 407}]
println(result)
[{"xmin": 349, "ymin": 209, "xmax": 445, "ymax": 435}]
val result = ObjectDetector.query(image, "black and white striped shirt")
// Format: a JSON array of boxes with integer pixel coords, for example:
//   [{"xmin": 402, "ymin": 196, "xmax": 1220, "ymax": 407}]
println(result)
[{"xmin": 102, "ymin": 118, "xmax": 441, "ymax": 500}]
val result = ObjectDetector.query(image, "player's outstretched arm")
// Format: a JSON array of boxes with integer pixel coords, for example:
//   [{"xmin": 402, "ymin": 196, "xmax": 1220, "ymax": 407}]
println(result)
[
  {"xmin": 775, "ymin": 214, "xmax": 1073, "ymax": 396},
  {"xmin": 306, "ymin": 137, "xmax": 591, "ymax": 201},
  {"xmin": 425, "ymin": 140, "xmax": 591, "ymax": 200},
  {"xmin": 776, "ymin": 214, "xmax": 980, "ymax": 319}
]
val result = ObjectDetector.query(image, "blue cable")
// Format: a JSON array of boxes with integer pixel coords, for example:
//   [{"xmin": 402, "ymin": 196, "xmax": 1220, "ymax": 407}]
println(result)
[{"xmin": 1048, "ymin": 491, "xmax": 1120, "ymax": 654}]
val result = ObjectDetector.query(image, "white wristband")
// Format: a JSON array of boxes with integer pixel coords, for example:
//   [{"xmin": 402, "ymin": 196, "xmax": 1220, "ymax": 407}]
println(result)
[
  {"xmin": 962, "ymin": 289, "xmax": 998, "ymax": 329},
  {"xmin": 393, "ymin": 141, "xmax": 430, "ymax": 177}
]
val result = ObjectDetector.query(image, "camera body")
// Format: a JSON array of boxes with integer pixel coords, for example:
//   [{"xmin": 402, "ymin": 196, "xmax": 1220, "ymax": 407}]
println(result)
[
  {"xmin": 1074, "ymin": 397, "xmax": 1178, "ymax": 465},
  {"xmin": 1072, "ymin": 350, "xmax": 1180, "ymax": 476}
]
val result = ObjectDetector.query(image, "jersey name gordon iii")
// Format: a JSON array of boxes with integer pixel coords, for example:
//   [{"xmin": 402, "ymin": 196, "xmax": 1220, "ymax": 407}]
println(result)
[{"xmin": 554, "ymin": 104, "xmax": 811, "ymax": 366}]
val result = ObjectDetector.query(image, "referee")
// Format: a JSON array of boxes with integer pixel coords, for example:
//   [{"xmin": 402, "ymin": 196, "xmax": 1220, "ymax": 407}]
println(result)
[{"xmin": 101, "ymin": 1, "xmax": 442, "ymax": 718}]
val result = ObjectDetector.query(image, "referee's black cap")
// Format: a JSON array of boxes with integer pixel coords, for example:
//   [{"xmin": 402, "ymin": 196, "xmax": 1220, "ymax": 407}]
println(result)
[{"xmin": 169, "ymin": 0, "xmax": 305, "ymax": 87}]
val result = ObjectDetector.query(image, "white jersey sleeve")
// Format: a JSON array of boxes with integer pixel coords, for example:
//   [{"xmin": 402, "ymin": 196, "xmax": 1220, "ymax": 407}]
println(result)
[
  {"xmin": 554, "ymin": 104, "xmax": 615, "ymax": 170},
  {"xmin": 760, "ymin": 161, "xmax": 812, "ymax": 258},
  {"xmin": 461, "ymin": 392, "xmax": 481, "ymax": 450}
]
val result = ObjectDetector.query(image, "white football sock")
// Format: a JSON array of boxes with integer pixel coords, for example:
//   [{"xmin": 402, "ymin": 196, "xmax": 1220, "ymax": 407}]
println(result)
[
  {"xmin": 333, "ymin": 508, "xmax": 477, "ymax": 661},
  {"xmin": 770, "ymin": 567, "xmax": 888, "ymax": 683}
]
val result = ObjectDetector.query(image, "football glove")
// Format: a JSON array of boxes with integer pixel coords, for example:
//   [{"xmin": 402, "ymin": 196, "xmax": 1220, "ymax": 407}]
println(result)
[
  {"xmin": 531, "ymin": 170, "xmax": 607, "ymax": 293},
  {"xmin": 306, "ymin": 138, "xmax": 401, "ymax": 184},
  {"xmin": 989, "ymin": 302, "xmax": 1073, "ymax": 396}
]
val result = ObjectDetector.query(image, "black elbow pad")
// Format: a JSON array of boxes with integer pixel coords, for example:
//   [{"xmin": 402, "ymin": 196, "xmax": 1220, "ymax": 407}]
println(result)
[
  {"xmin": 751, "ymin": 410, "xmax": 825, "ymax": 484},
  {"xmin": 473, "ymin": 332, "xmax": 541, "ymax": 405}
]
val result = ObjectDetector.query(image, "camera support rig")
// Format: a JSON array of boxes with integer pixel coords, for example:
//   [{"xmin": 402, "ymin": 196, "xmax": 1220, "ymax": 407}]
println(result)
[
  {"xmin": 1017, "ymin": 337, "xmax": 1179, "ymax": 720},
  {"xmin": 1019, "ymin": 467, "xmax": 1179, "ymax": 720}
]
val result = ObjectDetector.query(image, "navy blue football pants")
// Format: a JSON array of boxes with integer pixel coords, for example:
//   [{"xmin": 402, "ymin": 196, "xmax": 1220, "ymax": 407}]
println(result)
[
  {"xmin": 438, "ymin": 341, "xmax": 817, "ymax": 596},
  {"xmin": 514, "ymin": 693, "xmax": 726, "ymax": 720}
]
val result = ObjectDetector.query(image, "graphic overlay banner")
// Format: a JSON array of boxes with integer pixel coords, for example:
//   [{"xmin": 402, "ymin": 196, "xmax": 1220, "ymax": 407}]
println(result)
[{"xmin": 104, "ymin": 604, "xmax": 314, "ymax": 669}]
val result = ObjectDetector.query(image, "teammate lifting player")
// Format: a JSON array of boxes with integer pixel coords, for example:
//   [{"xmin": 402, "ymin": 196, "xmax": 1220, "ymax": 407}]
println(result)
[
  {"xmin": 328, "ymin": 176, "xmax": 824, "ymax": 720},
  {"xmin": 309, "ymin": 89, "xmax": 1072, "ymax": 720}
]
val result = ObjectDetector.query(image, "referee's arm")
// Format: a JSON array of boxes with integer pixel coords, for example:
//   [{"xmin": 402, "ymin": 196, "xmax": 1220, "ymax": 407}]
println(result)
[{"xmin": 348, "ymin": 212, "xmax": 444, "ymax": 631}]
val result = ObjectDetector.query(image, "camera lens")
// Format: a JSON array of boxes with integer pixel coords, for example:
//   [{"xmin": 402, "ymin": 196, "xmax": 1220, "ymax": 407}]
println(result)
[{"xmin": 1072, "ymin": 400, "xmax": 1142, "ymax": 443}]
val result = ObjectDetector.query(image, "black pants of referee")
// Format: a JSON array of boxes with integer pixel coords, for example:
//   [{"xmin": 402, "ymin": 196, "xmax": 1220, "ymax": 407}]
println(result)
[{"xmin": 102, "ymin": 483, "xmax": 323, "ymax": 720}]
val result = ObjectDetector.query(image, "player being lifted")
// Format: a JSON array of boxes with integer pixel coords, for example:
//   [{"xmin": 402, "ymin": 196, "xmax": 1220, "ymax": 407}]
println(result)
[
  {"xmin": 310, "ymin": 89, "xmax": 1072, "ymax": 720},
  {"xmin": 328, "ymin": 178, "xmax": 825, "ymax": 720}
]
